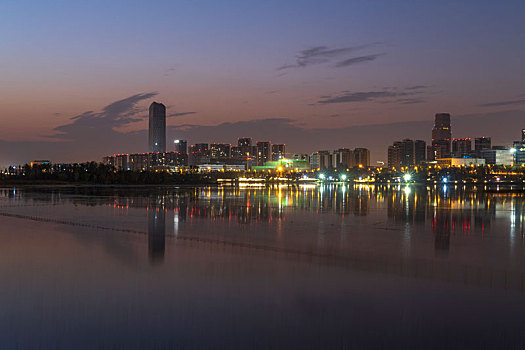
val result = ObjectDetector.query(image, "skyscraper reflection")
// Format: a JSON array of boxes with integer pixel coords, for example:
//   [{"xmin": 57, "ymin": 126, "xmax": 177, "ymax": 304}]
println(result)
[{"xmin": 148, "ymin": 207, "xmax": 166, "ymax": 263}]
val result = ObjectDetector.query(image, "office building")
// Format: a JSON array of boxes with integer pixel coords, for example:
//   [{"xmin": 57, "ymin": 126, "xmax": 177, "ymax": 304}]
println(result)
[
  {"xmin": 148, "ymin": 102, "xmax": 166, "ymax": 153},
  {"xmin": 173, "ymin": 140, "xmax": 188, "ymax": 154},
  {"xmin": 271, "ymin": 144, "xmax": 286, "ymax": 161},
  {"xmin": 481, "ymin": 148, "xmax": 514, "ymax": 166},
  {"xmin": 452, "ymin": 138, "xmax": 472, "ymax": 157},
  {"xmin": 432, "ymin": 113, "xmax": 452, "ymax": 158},
  {"xmin": 474, "ymin": 137, "xmax": 491, "ymax": 152}
]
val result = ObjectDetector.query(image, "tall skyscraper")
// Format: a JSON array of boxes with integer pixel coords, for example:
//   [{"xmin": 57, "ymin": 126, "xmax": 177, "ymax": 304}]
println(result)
[
  {"xmin": 173, "ymin": 140, "xmax": 188, "ymax": 154},
  {"xmin": 431, "ymin": 113, "xmax": 451, "ymax": 158},
  {"xmin": 149, "ymin": 102, "xmax": 166, "ymax": 153}
]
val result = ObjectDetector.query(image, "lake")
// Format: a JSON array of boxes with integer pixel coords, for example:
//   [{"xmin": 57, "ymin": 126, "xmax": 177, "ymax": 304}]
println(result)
[{"xmin": 0, "ymin": 184, "xmax": 524, "ymax": 349}]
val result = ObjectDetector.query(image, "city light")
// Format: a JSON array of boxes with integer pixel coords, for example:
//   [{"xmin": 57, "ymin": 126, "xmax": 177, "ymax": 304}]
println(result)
[
  {"xmin": 340, "ymin": 174, "xmax": 347, "ymax": 181},
  {"xmin": 403, "ymin": 173, "xmax": 412, "ymax": 182},
  {"xmin": 318, "ymin": 173, "xmax": 325, "ymax": 180}
]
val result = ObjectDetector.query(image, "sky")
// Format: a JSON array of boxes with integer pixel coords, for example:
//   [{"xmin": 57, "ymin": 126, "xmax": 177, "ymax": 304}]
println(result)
[{"xmin": 1, "ymin": 0, "xmax": 525, "ymax": 165}]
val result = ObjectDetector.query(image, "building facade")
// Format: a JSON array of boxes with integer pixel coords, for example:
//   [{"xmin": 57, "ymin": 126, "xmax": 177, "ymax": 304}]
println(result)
[
  {"xmin": 431, "ymin": 113, "xmax": 452, "ymax": 159},
  {"xmin": 452, "ymin": 138, "xmax": 472, "ymax": 157},
  {"xmin": 256, "ymin": 141, "xmax": 271, "ymax": 166},
  {"xmin": 173, "ymin": 140, "xmax": 188, "ymax": 154},
  {"xmin": 354, "ymin": 148, "xmax": 370, "ymax": 167},
  {"xmin": 148, "ymin": 102, "xmax": 166, "ymax": 153},
  {"xmin": 271, "ymin": 144, "xmax": 286, "ymax": 161}
]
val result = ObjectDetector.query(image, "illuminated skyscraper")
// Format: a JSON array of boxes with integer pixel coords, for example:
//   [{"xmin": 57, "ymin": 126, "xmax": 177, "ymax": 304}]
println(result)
[
  {"xmin": 431, "ymin": 113, "xmax": 451, "ymax": 158},
  {"xmin": 149, "ymin": 102, "xmax": 166, "ymax": 153}
]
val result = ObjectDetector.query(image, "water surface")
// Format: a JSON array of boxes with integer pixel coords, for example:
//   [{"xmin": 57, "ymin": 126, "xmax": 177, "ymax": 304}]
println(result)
[{"xmin": 0, "ymin": 184, "xmax": 524, "ymax": 349}]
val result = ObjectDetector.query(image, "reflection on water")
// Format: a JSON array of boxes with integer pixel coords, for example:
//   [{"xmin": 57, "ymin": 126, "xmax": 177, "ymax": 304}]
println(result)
[
  {"xmin": 148, "ymin": 208, "xmax": 165, "ymax": 263},
  {"xmin": 0, "ymin": 184, "xmax": 524, "ymax": 348}
]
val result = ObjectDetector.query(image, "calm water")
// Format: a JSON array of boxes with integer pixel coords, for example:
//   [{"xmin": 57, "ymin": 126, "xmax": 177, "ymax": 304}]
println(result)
[{"xmin": 0, "ymin": 184, "xmax": 524, "ymax": 349}]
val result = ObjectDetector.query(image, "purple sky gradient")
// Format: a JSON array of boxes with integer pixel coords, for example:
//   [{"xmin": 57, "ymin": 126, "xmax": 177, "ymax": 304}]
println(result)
[{"xmin": 0, "ymin": 0, "xmax": 524, "ymax": 165}]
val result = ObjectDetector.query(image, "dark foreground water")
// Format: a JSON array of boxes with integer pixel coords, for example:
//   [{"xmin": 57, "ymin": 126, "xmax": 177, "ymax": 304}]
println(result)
[{"xmin": 0, "ymin": 184, "xmax": 524, "ymax": 349}]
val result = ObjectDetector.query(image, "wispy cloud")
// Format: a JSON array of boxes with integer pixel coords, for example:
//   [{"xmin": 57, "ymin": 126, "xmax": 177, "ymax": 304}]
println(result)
[
  {"xmin": 168, "ymin": 111, "xmax": 197, "ymax": 118},
  {"xmin": 316, "ymin": 87, "xmax": 427, "ymax": 105},
  {"xmin": 334, "ymin": 53, "xmax": 385, "ymax": 67},
  {"xmin": 277, "ymin": 43, "xmax": 383, "ymax": 70},
  {"xmin": 51, "ymin": 92, "xmax": 158, "ymax": 140},
  {"xmin": 479, "ymin": 98, "xmax": 525, "ymax": 107}
]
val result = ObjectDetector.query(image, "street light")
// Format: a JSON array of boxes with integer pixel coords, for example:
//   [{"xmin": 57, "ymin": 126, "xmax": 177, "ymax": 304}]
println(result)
[{"xmin": 403, "ymin": 173, "xmax": 412, "ymax": 182}]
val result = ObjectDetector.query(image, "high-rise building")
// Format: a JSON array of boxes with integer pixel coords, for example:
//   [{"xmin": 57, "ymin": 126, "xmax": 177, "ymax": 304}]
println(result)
[
  {"xmin": 188, "ymin": 143, "xmax": 210, "ymax": 166},
  {"xmin": 210, "ymin": 143, "xmax": 231, "ymax": 158},
  {"xmin": 415, "ymin": 140, "xmax": 426, "ymax": 165},
  {"xmin": 256, "ymin": 141, "xmax": 271, "ymax": 166},
  {"xmin": 148, "ymin": 102, "xmax": 166, "ymax": 153},
  {"xmin": 388, "ymin": 139, "xmax": 421, "ymax": 168},
  {"xmin": 388, "ymin": 145, "xmax": 400, "ymax": 169},
  {"xmin": 426, "ymin": 145, "xmax": 435, "ymax": 161},
  {"xmin": 452, "ymin": 138, "xmax": 472, "ymax": 157},
  {"xmin": 474, "ymin": 137, "xmax": 491, "ymax": 152},
  {"xmin": 432, "ymin": 113, "xmax": 451, "ymax": 158},
  {"xmin": 173, "ymin": 140, "xmax": 188, "ymax": 154},
  {"xmin": 522, "ymin": 129, "xmax": 525, "ymax": 143},
  {"xmin": 312, "ymin": 151, "xmax": 331, "ymax": 170},
  {"xmin": 271, "ymin": 144, "xmax": 286, "ymax": 161},
  {"xmin": 236, "ymin": 137, "xmax": 256, "ymax": 159},
  {"xmin": 354, "ymin": 148, "xmax": 370, "ymax": 167},
  {"xmin": 333, "ymin": 148, "xmax": 355, "ymax": 169}
]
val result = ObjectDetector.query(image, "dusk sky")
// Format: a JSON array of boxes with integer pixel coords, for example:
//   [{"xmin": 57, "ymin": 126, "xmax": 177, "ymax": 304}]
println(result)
[{"xmin": 1, "ymin": 0, "xmax": 525, "ymax": 165}]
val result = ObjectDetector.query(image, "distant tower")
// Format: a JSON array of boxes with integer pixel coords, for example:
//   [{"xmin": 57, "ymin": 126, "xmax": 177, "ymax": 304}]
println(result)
[
  {"xmin": 431, "ymin": 113, "xmax": 451, "ymax": 158},
  {"xmin": 149, "ymin": 102, "xmax": 166, "ymax": 153}
]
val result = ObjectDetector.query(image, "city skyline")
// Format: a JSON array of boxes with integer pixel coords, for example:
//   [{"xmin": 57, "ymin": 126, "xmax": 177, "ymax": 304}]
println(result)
[{"xmin": 1, "ymin": 1, "xmax": 525, "ymax": 166}]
